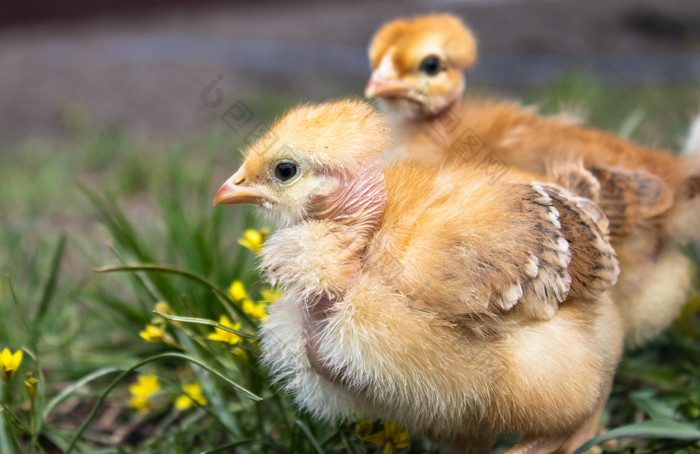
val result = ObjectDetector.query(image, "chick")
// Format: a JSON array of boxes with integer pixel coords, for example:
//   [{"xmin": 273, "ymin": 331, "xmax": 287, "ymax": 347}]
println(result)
[
  {"xmin": 366, "ymin": 13, "xmax": 700, "ymax": 347},
  {"xmin": 366, "ymin": 14, "xmax": 477, "ymax": 123},
  {"xmin": 214, "ymin": 99, "xmax": 624, "ymax": 453}
]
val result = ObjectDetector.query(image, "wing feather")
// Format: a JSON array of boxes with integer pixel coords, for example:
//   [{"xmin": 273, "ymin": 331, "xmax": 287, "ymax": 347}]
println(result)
[{"xmin": 378, "ymin": 165, "xmax": 619, "ymax": 326}]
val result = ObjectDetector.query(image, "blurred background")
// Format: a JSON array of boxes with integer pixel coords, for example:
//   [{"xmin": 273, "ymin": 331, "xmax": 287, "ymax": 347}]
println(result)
[
  {"xmin": 2, "ymin": 0, "xmax": 699, "ymax": 146},
  {"xmin": 3, "ymin": 0, "xmax": 699, "ymax": 262},
  {"xmin": 1, "ymin": 0, "xmax": 700, "ymax": 452}
]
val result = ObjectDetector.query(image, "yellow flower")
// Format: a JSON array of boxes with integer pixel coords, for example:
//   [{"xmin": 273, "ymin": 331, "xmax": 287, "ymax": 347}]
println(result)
[
  {"xmin": 383, "ymin": 421, "xmax": 410, "ymax": 454},
  {"xmin": 129, "ymin": 395, "xmax": 148, "ymax": 413},
  {"xmin": 174, "ymin": 383, "xmax": 207, "ymax": 410},
  {"xmin": 24, "ymin": 373, "xmax": 38, "ymax": 398},
  {"xmin": 153, "ymin": 301, "xmax": 172, "ymax": 316},
  {"xmin": 260, "ymin": 287, "xmax": 283, "ymax": 302},
  {"xmin": 364, "ymin": 421, "xmax": 410, "ymax": 454},
  {"xmin": 139, "ymin": 324, "xmax": 166, "ymax": 343},
  {"xmin": 129, "ymin": 375, "xmax": 160, "ymax": 397},
  {"xmin": 238, "ymin": 228, "xmax": 269, "ymax": 254},
  {"xmin": 0, "ymin": 348, "xmax": 23, "ymax": 383},
  {"xmin": 228, "ymin": 280, "xmax": 248, "ymax": 301},
  {"xmin": 207, "ymin": 315, "xmax": 242, "ymax": 345},
  {"xmin": 242, "ymin": 299, "xmax": 268, "ymax": 320},
  {"xmin": 356, "ymin": 419, "xmax": 374, "ymax": 440},
  {"xmin": 151, "ymin": 301, "xmax": 180, "ymax": 327},
  {"xmin": 128, "ymin": 374, "xmax": 160, "ymax": 413},
  {"xmin": 232, "ymin": 347, "xmax": 248, "ymax": 361}
]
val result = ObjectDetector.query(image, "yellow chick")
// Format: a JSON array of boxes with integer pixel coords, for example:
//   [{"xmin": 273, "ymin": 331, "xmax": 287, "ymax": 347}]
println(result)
[
  {"xmin": 366, "ymin": 13, "xmax": 700, "ymax": 347},
  {"xmin": 214, "ymin": 99, "xmax": 624, "ymax": 453},
  {"xmin": 366, "ymin": 14, "xmax": 477, "ymax": 124}
]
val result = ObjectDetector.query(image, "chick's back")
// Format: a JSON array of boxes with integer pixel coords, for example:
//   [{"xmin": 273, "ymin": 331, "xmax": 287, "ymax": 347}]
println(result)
[{"xmin": 320, "ymin": 162, "xmax": 623, "ymax": 440}]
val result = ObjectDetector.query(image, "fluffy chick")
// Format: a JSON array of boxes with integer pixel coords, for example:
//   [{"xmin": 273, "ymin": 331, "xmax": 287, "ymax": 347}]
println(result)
[
  {"xmin": 366, "ymin": 13, "xmax": 700, "ymax": 346},
  {"xmin": 214, "ymin": 99, "xmax": 623, "ymax": 453},
  {"xmin": 367, "ymin": 13, "xmax": 477, "ymax": 124}
]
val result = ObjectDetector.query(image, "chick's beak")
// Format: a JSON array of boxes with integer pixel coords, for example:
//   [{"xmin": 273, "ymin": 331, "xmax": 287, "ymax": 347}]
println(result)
[
  {"xmin": 213, "ymin": 167, "xmax": 265, "ymax": 206},
  {"xmin": 365, "ymin": 71, "xmax": 410, "ymax": 99}
]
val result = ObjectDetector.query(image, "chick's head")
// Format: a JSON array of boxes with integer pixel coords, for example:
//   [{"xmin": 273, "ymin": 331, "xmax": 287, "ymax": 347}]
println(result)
[
  {"xmin": 214, "ymin": 100, "xmax": 390, "ymax": 227},
  {"xmin": 366, "ymin": 13, "xmax": 477, "ymax": 119}
]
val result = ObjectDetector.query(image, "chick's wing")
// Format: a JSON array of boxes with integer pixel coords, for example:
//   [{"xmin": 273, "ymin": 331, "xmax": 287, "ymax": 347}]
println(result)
[{"xmin": 368, "ymin": 164, "xmax": 619, "ymax": 326}]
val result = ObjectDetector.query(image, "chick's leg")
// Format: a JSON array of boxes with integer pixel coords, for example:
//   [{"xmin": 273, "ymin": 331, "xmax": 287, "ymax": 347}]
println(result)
[
  {"xmin": 558, "ymin": 385, "xmax": 610, "ymax": 454},
  {"xmin": 504, "ymin": 433, "xmax": 570, "ymax": 454}
]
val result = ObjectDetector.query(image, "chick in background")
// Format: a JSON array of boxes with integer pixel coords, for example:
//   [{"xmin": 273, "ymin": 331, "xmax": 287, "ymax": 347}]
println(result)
[{"xmin": 366, "ymin": 13, "xmax": 700, "ymax": 347}]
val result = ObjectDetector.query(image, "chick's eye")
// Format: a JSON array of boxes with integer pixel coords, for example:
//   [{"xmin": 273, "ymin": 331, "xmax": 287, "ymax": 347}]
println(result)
[
  {"xmin": 275, "ymin": 162, "xmax": 297, "ymax": 182},
  {"xmin": 419, "ymin": 55, "xmax": 442, "ymax": 76}
]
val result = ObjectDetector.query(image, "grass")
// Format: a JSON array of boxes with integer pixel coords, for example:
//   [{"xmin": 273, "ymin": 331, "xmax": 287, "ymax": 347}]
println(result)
[{"xmin": 0, "ymin": 75, "xmax": 699, "ymax": 453}]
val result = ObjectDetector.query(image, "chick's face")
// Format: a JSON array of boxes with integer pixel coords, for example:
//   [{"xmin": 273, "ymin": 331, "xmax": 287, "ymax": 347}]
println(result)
[
  {"xmin": 367, "ymin": 47, "xmax": 466, "ymax": 119},
  {"xmin": 366, "ymin": 14, "xmax": 477, "ymax": 119},
  {"xmin": 214, "ymin": 145, "xmax": 336, "ymax": 227},
  {"xmin": 214, "ymin": 100, "xmax": 390, "ymax": 227}
]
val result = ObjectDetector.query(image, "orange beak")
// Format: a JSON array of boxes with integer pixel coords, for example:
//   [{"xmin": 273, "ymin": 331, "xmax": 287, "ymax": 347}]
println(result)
[
  {"xmin": 365, "ymin": 71, "xmax": 410, "ymax": 99},
  {"xmin": 213, "ymin": 167, "xmax": 266, "ymax": 205}
]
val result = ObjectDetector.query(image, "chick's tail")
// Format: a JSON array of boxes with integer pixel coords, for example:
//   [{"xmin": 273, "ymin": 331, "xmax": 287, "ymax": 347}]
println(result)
[
  {"xmin": 682, "ymin": 115, "xmax": 700, "ymax": 213},
  {"xmin": 664, "ymin": 115, "xmax": 700, "ymax": 244},
  {"xmin": 682, "ymin": 115, "xmax": 700, "ymax": 156}
]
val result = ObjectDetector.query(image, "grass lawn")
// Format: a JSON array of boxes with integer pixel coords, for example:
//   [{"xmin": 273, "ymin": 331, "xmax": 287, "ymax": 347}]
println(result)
[{"xmin": 1, "ymin": 75, "xmax": 699, "ymax": 453}]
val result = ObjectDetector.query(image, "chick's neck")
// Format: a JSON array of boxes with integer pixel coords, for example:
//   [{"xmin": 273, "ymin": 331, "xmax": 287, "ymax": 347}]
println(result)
[
  {"xmin": 301, "ymin": 159, "xmax": 387, "ymax": 384},
  {"xmin": 385, "ymin": 98, "xmax": 463, "ymax": 166},
  {"xmin": 261, "ymin": 160, "xmax": 387, "ymax": 295},
  {"xmin": 308, "ymin": 159, "xmax": 387, "ymax": 242}
]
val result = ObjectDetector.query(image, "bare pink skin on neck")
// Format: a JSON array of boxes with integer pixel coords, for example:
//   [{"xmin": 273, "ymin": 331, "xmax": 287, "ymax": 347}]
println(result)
[
  {"xmin": 309, "ymin": 160, "xmax": 387, "ymax": 235},
  {"xmin": 303, "ymin": 159, "xmax": 387, "ymax": 382},
  {"xmin": 304, "ymin": 291, "xmax": 346, "ymax": 383}
]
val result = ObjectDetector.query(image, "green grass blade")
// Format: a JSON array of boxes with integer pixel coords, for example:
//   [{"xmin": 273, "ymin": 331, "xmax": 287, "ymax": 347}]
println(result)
[
  {"xmin": 339, "ymin": 429, "xmax": 362, "ymax": 454},
  {"xmin": 83, "ymin": 186, "xmax": 186, "ymax": 304},
  {"xmin": 156, "ymin": 190, "xmax": 203, "ymax": 272},
  {"xmin": 96, "ymin": 264, "xmax": 219, "ymax": 296},
  {"xmin": 0, "ymin": 403, "xmax": 11, "ymax": 454},
  {"xmin": 7, "ymin": 278, "xmax": 35, "ymax": 350},
  {"xmin": 65, "ymin": 352, "xmax": 261, "ymax": 454},
  {"xmin": 155, "ymin": 313, "xmax": 257, "ymax": 339},
  {"xmin": 42, "ymin": 367, "xmax": 120, "ymax": 420},
  {"xmin": 36, "ymin": 425, "xmax": 70, "ymax": 453},
  {"xmin": 199, "ymin": 439, "xmax": 267, "ymax": 454},
  {"xmin": 573, "ymin": 420, "xmax": 700, "ymax": 454},
  {"xmin": 630, "ymin": 390, "xmax": 678, "ymax": 421},
  {"xmin": 34, "ymin": 234, "xmax": 67, "ymax": 325},
  {"xmin": 95, "ymin": 264, "xmax": 253, "ymax": 326},
  {"xmin": 91, "ymin": 292, "xmax": 149, "ymax": 326},
  {"xmin": 79, "ymin": 185, "xmax": 153, "ymax": 264},
  {"xmin": 295, "ymin": 420, "xmax": 325, "ymax": 454}
]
